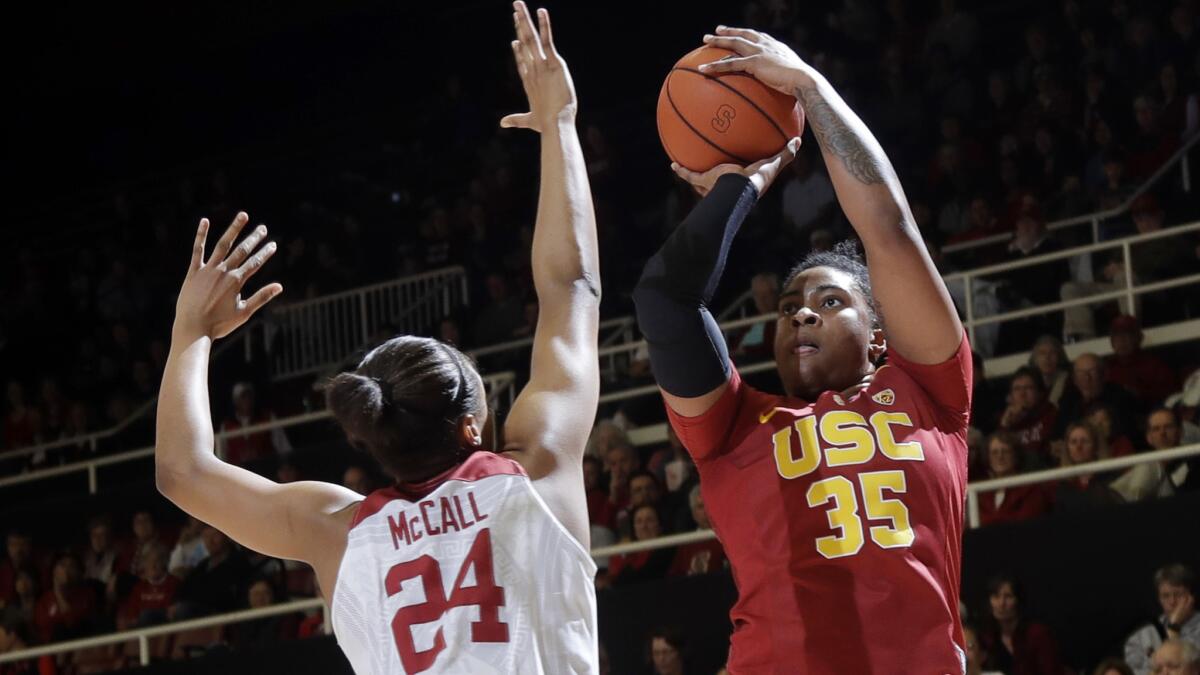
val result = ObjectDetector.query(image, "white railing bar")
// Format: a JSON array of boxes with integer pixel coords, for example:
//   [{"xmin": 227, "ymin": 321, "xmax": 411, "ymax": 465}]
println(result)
[
  {"xmin": 591, "ymin": 529, "xmax": 718, "ymax": 558},
  {"xmin": 966, "ymin": 272, "xmax": 1200, "ymax": 328},
  {"xmin": 715, "ymin": 289, "xmax": 754, "ymax": 322},
  {"xmin": 0, "ymin": 598, "xmax": 325, "ymax": 664},
  {"xmin": 943, "ymin": 132, "xmax": 1200, "ymax": 254},
  {"xmin": 468, "ymin": 317, "xmax": 633, "ymax": 359},
  {"xmin": 595, "ymin": 361, "xmax": 778, "ymax": 405},
  {"xmin": 966, "ymin": 442, "xmax": 1200, "ymax": 493},
  {"xmin": 942, "ymin": 220, "xmax": 1200, "ymax": 282},
  {"xmin": 272, "ymin": 267, "xmax": 465, "ymax": 312}
]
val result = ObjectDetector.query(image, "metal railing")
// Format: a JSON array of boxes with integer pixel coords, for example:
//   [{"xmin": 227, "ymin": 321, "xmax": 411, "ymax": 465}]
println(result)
[
  {"xmin": 0, "ymin": 372, "xmax": 518, "ymax": 495},
  {"xmin": 266, "ymin": 266, "xmax": 469, "ymax": 380},
  {"xmin": 0, "ymin": 598, "xmax": 327, "ymax": 667},
  {"xmin": 942, "ymin": 131, "xmax": 1199, "ymax": 256}
]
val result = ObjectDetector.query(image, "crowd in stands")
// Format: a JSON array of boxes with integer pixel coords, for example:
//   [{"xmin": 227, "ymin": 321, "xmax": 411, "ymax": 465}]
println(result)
[{"xmin": 3, "ymin": 0, "xmax": 1200, "ymax": 674}]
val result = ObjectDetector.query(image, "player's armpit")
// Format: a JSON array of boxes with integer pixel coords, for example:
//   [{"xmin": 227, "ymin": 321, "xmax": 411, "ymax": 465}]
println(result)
[
  {"xmin": 664, "ymin": 367, "xmax": 746, "ymax": 461},
  {"xmin": 883, "ymin": 331, "xmax": 973, "ymax": 426}
]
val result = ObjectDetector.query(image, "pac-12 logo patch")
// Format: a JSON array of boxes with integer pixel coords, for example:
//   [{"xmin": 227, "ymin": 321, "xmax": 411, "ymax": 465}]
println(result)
[{"xmin": 872, "ymin": 389, "xmax": 896, "ymax": 406}]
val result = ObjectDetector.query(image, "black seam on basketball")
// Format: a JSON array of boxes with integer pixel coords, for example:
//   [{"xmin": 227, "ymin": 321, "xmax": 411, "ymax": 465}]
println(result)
[
  {"xmin": 674, "ymin": 66, "xmax": 790, "ymax": 143},
  {"xmin": 665, "ymin": 71, "xmax": 751, "ymax": 165}
]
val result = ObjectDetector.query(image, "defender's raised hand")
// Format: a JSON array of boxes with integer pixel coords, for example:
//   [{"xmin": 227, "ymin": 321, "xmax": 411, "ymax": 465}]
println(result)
[
  {"xmin": 500, "ymin": 1, "xmax": 576, "ymax": 133},
  {"xmin": 698, "ymin": 26, "xmax": 809, "ymax": 96},
  {"xmin": 174, "ymin": 212, "xmax": 282, "ymax": 341},
  {"xmin": 671, "ymin": 137, "xmax": 801, "ymax": 197}
]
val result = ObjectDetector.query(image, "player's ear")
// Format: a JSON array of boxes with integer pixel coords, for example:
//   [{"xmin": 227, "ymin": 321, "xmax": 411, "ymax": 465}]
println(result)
[
  {"xmin": 868, "ymin": 329, "xmax": 886, "ymax": 364},
  {"xmin": 459, "ymin": 414, "xmax": 484, "ymax": 448}
]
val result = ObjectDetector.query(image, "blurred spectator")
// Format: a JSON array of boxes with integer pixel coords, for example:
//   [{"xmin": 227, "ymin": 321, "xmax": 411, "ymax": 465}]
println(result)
[
  {"xmin": 167, "ymin": 517, "xmax": 208, "ymax": 580},
  {"xmin": 586, "ymin": 420, "xmax": 632, "ymax": 463},
  {"xmin": 227, "ymin": 578, "xmax": 296, "ymax": 647},
  {"xmin": 977, "ymin": 574, "xmax": 1063, "ymax": 675},
  {"xmin": 1149, "ymin": 638, "xmax": 1200, "ymax": 675},
  {"xmin": 33, "ymin": 553, "xmax": 98, "ymax": 643},
  {"xmin": 1085, "ymin": 404, "xmax": 1136, "ymax": 458},
  {"xmin": 474, "ymin": 273, "xmax": 524, "ymax": 349},
  {"xmin": 0, "ymin": 571, "xmax": 37, "ymax": 638},
  {"xmin": 978, "ymin": 432, "xmax": 1052, "ymax": 526},
  {"xmin": 36, "ymin": 378, "xmax": 69, "ymax": 443},
  {"xmin": 0, "ymin": 531, "xmax": 35, "ymax": 605},
  {"xmin": 170, "ymin": 527, "xmax": 250, "ymax": 620},
  {"xmin": 1125, "ymin": 563, "xmax": 1199, "ymax": 675},
  {"xmin": 962, "ymin": 621, "xmax": 1004, "ymax": 675},
  {"xmin": 1129, "ymin": 195, "xmax": 1192, "ymax": 285},
  {"xmin": 1054, "ymin": 422, "xmax": 1122, "ymax": 512},
  {"xmin": 3, "ymin": 382, "xmax": 40, "ymax": 451},
  {"xmin": 217, "ymin": 382, "xmax": 293, "ymax": 467},
  {"xmin": 582, "ymin": 455, "xmax": 614, "ymax": 530},
  {"xmin": 122, "ymin": 510, "xmax": 165, "ymax": 580},
  {"xmin": 0, "ymin": 615, "xmax": 34, "ymax": 675},
  {"xmin": 606, "ymin": 505, "xmax": 673, "ymax": 587},
  {"xmin": 604, "ymin": 441, "xmax": 639, "ymax": 525},
  {"xmin": 81, "ymin": 516, "xmax": 119, "ymax": 589},
  {"xmin": 1127, "ymin": 96, "xmax": 1177, "ymax": 181},
  {"xmin": 616, "ymin": 471, "xmax": 662, "ymax": 541},
  {"xmin": 670, "ymin": 486, "xmax": 725, "ymax": 577},
  {"xmin": 1027, "ymin": 335, "xmax": 1071, "ymax": 405},
  {"xmin": 996, "ymin": 368, "xmax": 1058, "ymax": 462},
  {"xmin": 646, "ymin": 425, "xmax": 695, "ymax": 498},
  {"xmin": 998, "ymin": 207, "xmax": 1068, "ymax": 350},
  {"xmin": 647, "ymin": 626, "xmax": 687, "ymax": 675},
  {"xmin": 730, "ymin": 274, "xmax": 780, "ymax": 362},
  {"xmin": 1056, "ymin": 353, "xmax": 1140, "ymax": 439},
  {"xmin": 119, "ymin": 545, "xmax": 177, "ymax": 629},
  {"xmin": 1145, "ymin": 407, "xmax": 1198, "ymax": 493},
  {"xmin": 971, "ymin": 353, "xmax": 1005, "ymax": 435},
  {"xmin": 781, "ymin": 150, "xmax": 836, "ymax": 236}
]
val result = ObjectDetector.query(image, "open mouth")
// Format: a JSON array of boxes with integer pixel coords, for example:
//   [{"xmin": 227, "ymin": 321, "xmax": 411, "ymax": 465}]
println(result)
[{"xmin": 792, "ymin": 340, "xmax": 819, "ymax": 356}]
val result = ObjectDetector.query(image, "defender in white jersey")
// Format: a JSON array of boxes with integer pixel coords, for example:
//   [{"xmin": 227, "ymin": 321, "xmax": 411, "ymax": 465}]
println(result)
[{"xmin": 153, "ymin": 4, "xmax": 602, "ymax": 673}]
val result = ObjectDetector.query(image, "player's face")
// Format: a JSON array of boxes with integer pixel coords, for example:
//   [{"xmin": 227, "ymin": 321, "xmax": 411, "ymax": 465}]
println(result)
[
  {"xmin": 773, "ymin": 267, "xmax": 880, "ymax": 401},
  {"xmin": 989, "ymin": 583, "xmax": 1017, "ymax": 621}
]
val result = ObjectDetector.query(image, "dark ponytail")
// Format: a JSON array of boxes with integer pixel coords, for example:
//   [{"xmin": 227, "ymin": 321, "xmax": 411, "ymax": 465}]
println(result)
[{"xmin": 326, "ymin": 336, "xmax": 486, "ymax": 483}]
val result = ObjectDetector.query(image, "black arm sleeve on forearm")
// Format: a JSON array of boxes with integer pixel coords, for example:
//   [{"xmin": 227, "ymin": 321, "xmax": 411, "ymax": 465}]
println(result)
[{"xmin": 632, "ymin": 173, "xmax": 760, "ymax": 398}]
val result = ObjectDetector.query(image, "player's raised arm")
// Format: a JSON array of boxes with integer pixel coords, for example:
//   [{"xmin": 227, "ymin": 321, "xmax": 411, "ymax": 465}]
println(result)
[
  {"xmin": 701, "ymin": 27, "xmax": 962, "ymax": 364},
  {"xmin": 496, "ymin": 2, "xmax": 600, "ymax": 543},
  {"xmin": 155, "ymin": 214, "xmax": 359, "ymax": 595},
  {"xmin": 632, "ymin": 141, "xmax": 798, "ymax": 420}
]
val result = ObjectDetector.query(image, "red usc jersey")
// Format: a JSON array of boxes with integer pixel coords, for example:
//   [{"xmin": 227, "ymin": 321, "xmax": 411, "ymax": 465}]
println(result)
[{"xmin": 667, "ymin": 337, "xmax": 973, "ymax": 675}]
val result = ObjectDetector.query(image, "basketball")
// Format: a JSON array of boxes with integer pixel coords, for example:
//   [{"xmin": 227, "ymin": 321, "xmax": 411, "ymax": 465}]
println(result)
[{"xmin": 657, "ymin": 45, "xmax": 805, "ymax": 172}]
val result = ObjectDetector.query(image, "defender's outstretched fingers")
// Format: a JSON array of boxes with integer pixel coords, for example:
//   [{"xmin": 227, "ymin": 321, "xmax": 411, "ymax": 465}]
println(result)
[
  {"xmin": 537, "ymin": 7, "xmax": 555, "ymax": 55},
  {"xmin": 225, "ymin": 225, "xmax": 268, "ymax": 269},
  {"xmin": 500, "ymin": 113, "xmax": 535, "ymax": 129},
  {"xmin": 208, "ymin": 212, "xmax": 250, "ymax": 267},
  {"xmin": 234, "ymin": 240, "xmax": 278, "ymax": 284},
  {"xmin": 239, "ymin": 283, "xmax": 283, "ymax": 320},
  {"xmin": 698, "ymin": 56, "xmax": 756, "ymax": 75},
  {"xmin": 702, "ymin": 34, "xmax": 759, "ymax": 55},
  {"xmin": 190, "ymin": 218, "xmax": 210, "ymax": 272},
  {"xmin": 513, "ymin": 1, "xmax": 544, "ymax": 61}
]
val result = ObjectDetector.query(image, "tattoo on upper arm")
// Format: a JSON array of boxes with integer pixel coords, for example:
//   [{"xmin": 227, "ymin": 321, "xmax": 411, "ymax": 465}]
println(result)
[{"xmin": 796, "ymin": 86, "xmax": 885, "ymax": 186}]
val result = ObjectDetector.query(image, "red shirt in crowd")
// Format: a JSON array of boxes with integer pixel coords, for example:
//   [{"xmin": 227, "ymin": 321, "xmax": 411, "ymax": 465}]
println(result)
[
  {"xmin": 998, "ymin": 401, "xmax": 1058, "ymax": 459},
  {"xmin": 121, "ymin": 574, "xmax": 180, "ymax": 622},
  {"xmin": 669, "ymin": 538, "xmax": 727, "ymax": 577},
  {"xmin": 977, "ymin": 484, "xmax": 1053, "ymax": 526},
  {"xmin": 585, "ymin": 488, "xmax": 615, "ymax": 529},
  {"xmin": 1106, "ymin": 351, "xmax": 1178, "ymax": 406},
  {"xmin": 33, "ymin": 586, "xmax": 97, "ymax": 643},
  {"xmin": 220, "ymin": 414, "xmax": 275, "ymax": 466},
  {"xmin": 666, "ymin": 337, "xmax": 972, "ymax": 674}
]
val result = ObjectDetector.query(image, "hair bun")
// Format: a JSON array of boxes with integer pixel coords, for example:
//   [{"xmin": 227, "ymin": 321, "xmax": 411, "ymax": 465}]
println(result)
[{"xmin": 326, "ymin": 373, "xmax": 387, "ymax": 441}]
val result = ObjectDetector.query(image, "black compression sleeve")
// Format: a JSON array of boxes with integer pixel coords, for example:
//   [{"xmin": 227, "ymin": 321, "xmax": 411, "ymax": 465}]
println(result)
[{"xmin": 632, "ymin": 173, "xmax": 760, "ymax": 398}]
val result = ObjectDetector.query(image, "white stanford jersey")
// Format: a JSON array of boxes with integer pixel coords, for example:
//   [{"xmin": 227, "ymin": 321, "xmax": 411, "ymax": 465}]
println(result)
[{"xmin": 332, "ymin": 452, "xmax": 598, "ymax": 675}]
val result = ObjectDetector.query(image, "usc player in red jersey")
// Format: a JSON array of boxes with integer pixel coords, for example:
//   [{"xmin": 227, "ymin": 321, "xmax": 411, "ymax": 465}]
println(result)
[{"xmin": 633, "ymin": 26, "xmax": 971, "ymax": 675}]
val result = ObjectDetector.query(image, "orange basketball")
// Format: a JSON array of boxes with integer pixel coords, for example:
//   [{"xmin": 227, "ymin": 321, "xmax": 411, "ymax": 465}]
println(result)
[{"xmin": 656, "ymin": 45, "xmax": 805, "ymax": 172}]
